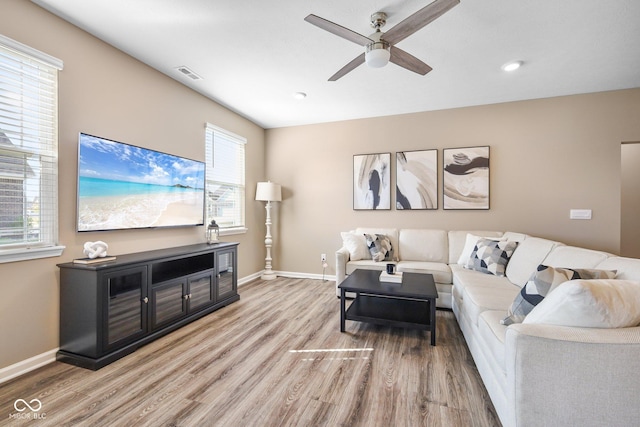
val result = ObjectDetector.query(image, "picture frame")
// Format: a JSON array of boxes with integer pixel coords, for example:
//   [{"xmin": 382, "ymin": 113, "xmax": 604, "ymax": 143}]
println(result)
[
  {"xmin": 396, "ymin": 149, "xmax": 438, "ymax": 210},
  {"xmin": 443, "ymin": 146, "xmax": 490, "ymax": 210},
  {"xmin": 353, "ymin": 153, "xmax": 391, "ymax": 210}
]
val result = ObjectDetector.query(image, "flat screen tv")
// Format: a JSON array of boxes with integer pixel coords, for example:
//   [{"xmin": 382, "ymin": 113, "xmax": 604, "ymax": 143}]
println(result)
[{"xmin": 77, "ymin": 133, "xmax": 205, "ymax": 232}]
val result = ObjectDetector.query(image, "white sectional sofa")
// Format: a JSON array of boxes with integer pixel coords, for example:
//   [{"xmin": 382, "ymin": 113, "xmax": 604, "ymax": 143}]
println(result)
[{"xmin": 336, "ymin": 228, "xmax": 640, "ymax": 427}]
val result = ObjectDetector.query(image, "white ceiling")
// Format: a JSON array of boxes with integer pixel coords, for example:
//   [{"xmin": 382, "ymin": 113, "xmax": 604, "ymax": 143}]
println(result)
[{"xmin": 32, "ymin": 0, "xmax": 640, "ymax": 129}]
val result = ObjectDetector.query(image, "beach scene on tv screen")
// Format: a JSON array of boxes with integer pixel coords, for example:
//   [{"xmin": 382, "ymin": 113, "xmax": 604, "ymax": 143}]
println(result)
[{"xmin": 77, "ymin": 134, "xmax": 205, "ymax": 231}]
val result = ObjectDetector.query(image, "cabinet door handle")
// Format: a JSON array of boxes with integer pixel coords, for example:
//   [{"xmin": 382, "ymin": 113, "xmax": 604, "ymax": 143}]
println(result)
[
  {"xmin": 143, "ymin": 297, "xmax": 149, "ymax": 304},
  {"xmin": 184, "ymin": 294, "xmax": 190, "ymax": 300}
]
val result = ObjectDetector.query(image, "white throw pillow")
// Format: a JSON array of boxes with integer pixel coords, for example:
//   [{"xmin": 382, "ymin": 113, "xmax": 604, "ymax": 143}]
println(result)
[
  {"xmin": 523, "ymin": 279, "xmax": 640, "ymax": 328},
  {"xmin": 340, "ymin": 232, "xmax": 369, "ymax": 261},
  {"xmin": 457, "ymin": 234, "xmax": 482, "ymax": 265}
]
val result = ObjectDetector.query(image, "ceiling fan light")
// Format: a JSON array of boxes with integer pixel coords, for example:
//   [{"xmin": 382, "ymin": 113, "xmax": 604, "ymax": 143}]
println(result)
[{"xmin": 365, "ymin": 41, "xmax": 390, "ymax": 68}]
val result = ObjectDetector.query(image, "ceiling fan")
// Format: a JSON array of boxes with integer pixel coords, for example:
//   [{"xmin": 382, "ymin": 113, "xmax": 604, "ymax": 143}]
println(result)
[{"xmin": 304, "ymin": 0, "xmax": 460, "ymax": 81}]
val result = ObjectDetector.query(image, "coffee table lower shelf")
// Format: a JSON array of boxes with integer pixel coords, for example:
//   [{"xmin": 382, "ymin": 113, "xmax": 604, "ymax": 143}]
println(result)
[{"xmin": 343, "ymin": 294, "xmax": 435, "ymax": 344}]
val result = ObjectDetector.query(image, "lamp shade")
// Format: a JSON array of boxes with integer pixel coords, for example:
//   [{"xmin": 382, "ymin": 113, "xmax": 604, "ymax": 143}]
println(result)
[{"xmin": 255, "ymin": 181, "xmax": 282, "ymax": 202}]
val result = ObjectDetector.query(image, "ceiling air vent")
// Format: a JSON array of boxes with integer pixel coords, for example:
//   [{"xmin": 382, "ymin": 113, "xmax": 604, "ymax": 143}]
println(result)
[{"xmin": 175, "ymin": 66, "xmax": 203, "ymax": 81}]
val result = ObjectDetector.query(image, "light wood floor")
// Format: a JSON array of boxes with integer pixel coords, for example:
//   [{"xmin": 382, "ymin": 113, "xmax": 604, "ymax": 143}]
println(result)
[{"xmin": 0, "ymin": 278, "xmax": 500, "ymax": 427}]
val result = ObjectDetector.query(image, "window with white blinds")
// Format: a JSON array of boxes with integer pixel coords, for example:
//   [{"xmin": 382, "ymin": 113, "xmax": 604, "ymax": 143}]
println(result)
[
  {"xmin": 0, "ymin": 34, "xmax": 64, "ymax": 262},
  {"xmin": 205, "ymin": 123, "xmax": 247, "ymax": 234}
]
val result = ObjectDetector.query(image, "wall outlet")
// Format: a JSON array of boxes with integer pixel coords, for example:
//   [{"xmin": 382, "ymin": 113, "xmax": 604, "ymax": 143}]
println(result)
[{"xmin": 321, "ymin": 253, "xmax": 326, "ymax": 262}]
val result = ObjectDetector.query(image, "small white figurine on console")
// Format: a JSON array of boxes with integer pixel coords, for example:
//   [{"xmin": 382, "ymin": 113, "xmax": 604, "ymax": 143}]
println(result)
[{"xmin": 83, "ymin": 241, "xmax": 109, "ymax": 259}]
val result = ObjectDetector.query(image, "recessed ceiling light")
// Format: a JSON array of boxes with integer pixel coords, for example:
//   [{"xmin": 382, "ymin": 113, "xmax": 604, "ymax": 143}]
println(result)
[
  {"xmin": 293, "ymin": 92, "xmax": 307, "ymax": 100},
  {"xmin": 502, "ymin": 61, "xmax": 523, "ymax": 72}
]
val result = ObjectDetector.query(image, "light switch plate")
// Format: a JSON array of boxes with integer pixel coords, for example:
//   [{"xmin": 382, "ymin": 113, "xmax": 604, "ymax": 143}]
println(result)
[{"xmin": 570, "ymin": 209, "xmax": 592, "ymax": 220}]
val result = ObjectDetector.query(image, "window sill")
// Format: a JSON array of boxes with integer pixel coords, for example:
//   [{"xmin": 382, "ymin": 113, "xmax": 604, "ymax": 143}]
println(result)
[
  {"xmin": 220, "ymin": 227, "xmax": 248, "ymax": 236},
  {"xmin": 0, "ymin": 245, "xmax": 66, "ymax": 264}
]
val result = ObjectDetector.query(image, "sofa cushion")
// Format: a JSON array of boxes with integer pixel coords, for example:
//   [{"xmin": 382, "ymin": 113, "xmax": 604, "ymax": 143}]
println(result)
[
  {"xmin": 505, "ymin": 237, "xmax": 562, "ymax": 287},
  {"xmin": 364, "ymin": 233, "xmax": 394, "ymax": 262},
  {"xmin": 340, "ymin": 231, "xmax": 370, "ymax": 261},
  {"xmin": 597, "ymin": 256, "xmax": 640, "ymax": 281},
  {"xmin": 523, "ymin": 279, "xmax": 640, "ymax": 328},
  {"xmin": 501, "ymin": 266, "xmax": 617, "ymax": 325},
  {"xmin": 463, "ymin": 285, "xmax": 520, "ymax": 326},
  {"xmin": 448, "ymin": 230, "xmax": 503, "ymax": 264},
  {"xmin": 397, "ymin": 261, "xmax": 452, "ymax": 284},
  {"xmin": 542, "ymin": 245, "xmax": 611, "ymax": 269},
  {"xmin": 346, "ymin": 260, "xmax": 386, "ymax": 275},
  {"xmin": 452, "ymin": 264, "xmax": 517, "ymax": 293},
  {"xmin": 466, "ymin": 238, "xmax": 518, "ymax": 277},
  {"xmin": 478, "ymin": 310, "xmax": 509, "ymax": 374},
  {"xmin": 399, "ymin": 229, "xmax": 448, "ymax": 262}
]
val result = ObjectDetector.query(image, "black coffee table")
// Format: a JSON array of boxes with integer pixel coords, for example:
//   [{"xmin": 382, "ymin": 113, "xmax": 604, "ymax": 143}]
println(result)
[{"xmin": 338, "ymin": 269, "xmax": 439, "ymax": 345}]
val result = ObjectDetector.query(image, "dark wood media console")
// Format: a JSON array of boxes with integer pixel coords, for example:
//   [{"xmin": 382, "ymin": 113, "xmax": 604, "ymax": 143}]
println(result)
[{"xmin": 57, "ymin": 242, "xmax": 239, "ymax": 370}]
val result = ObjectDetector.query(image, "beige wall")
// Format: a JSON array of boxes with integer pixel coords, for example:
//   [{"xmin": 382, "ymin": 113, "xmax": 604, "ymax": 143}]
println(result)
[
  {"xmin": 0, "ymin": 0, "xmax": 266, "ymax": 370},
  {"xmin": 266, "ymin": 89, "xmax": 640, "ymax": 276},
  {"xmin": 621, "ymin": 142, "xmax": 640, "ymax": 257}
]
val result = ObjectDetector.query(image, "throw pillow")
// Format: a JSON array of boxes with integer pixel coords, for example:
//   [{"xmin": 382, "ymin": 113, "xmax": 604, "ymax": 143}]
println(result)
[
  {"xmin": 456, "ymin": 233, "xmax": 503, "ymax": 265},
  {"xmin": 364, "ymin": 233, "xmax": 394, "ymax": 262},
  {"xmin": 501, "ymin": 265, "xmax": 617, "ymax": 325},
  {"xmin": 465, "ymin": 238, "xmax": 518, "ymax": 277},
  {"xmin": 340, "ymin": 232, "xmax": 370, "ymax": 261},
  {"xmin": 523, "ymin": 279, "xmax": 640, "ymax": 328}
]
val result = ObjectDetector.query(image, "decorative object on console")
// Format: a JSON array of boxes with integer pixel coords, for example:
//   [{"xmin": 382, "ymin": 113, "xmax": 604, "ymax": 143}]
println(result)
[
  {"xmin": 364, "ymin": 233, "xmax": 394, "ymax": 262},
  {"xmin": 465, "ymin": 238, "xmax": 518, "ymax": 277},
  {"xmin": 256, "ymin": 181, "xmax": 282, "ymax": 280},
  {"xmin": 353, "ymin": 153, "xmax": 391, "ymax": 210},
  {"xmin": 83, "ymin": 241, "xmax": 109, "ymax": 259},
  {"xmin": 396, "ymin": 149, "xmax": 437, "ymax": 210},
  {"xmin": 206, "ymin": 220, "xmax": 219, "ymax": 244},
  {"xmin": 502, "ymin": 265, "xmax": 617, "ymax": 325},
  {"xmin": 443, "ymin": 146, "xmax": 489, "ymax": 210}
]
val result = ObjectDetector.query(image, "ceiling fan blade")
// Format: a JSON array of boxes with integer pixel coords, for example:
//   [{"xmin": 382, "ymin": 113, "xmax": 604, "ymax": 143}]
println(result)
[
  {"xmin": 390, "ymin": 47, "xmax": 432, "ymax": 75},
  {"xmin": 384, "ymin": 0, "xmax": 460, "ymax": 45},
  {"xmin": 329, "ymin": 53, "xmax": 365, "ymax": 81},
  {"xmin": 305, "ymin": 14, "xmax": 372, "ymax": 46}
]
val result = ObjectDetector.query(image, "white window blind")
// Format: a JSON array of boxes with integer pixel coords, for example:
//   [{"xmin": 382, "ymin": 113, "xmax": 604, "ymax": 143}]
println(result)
[
  {"xmin": 0, "ymin": 34, "xmax": 64, "ymax": 262},
  {"xmin": 205, "ymin": 123, "xmax": 246, "ymax": 233}
]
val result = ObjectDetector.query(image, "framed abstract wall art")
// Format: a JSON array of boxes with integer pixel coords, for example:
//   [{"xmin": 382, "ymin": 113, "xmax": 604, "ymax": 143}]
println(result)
[
  {"xmin": 353, "ymin": 153, "xmax": 391, "ymax": 210},
  {"xmin": 443, "ymin": 146, "xmax": 490, "ymax": 210},
  {"xmin": 396, "ymin": 149, "xmax": 437, "ymax": 210}
]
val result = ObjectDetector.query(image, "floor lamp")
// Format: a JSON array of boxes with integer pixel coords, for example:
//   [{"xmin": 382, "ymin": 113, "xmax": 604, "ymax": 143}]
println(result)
[{"xmin": 256, "ymin": 181, "xmax": 282, "ymax": 280}]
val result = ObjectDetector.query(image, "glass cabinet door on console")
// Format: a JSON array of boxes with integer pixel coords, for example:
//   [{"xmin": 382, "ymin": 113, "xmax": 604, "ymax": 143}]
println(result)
[
  {"xmin": 151, "ymin": 280, "xmax": 187, "ymax": 330},
  {"xmin": 189, "ymin": 272, "xmax": 215, "ymax": 313},
  {"xmin": 103, "ymin": 266, "xmax": 148, "ymax": 350},
  {"xmin": 217, "ymin": 249, "xmax": 237, "ymax": 300}
]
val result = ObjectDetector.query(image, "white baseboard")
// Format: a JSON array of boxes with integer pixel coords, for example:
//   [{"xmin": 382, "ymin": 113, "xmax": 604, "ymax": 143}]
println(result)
[
  {"xmin": 238, "ymin": 271, "xmax": 263, "ymax": 286},
  {"xmin": 0, "ymin": 348, "xmax": 58, "ymax": 384},
  {"xmin": 241, "ymin": 271, "xmax": 336, "ymax": 283},
  {"xmin": 275, "ymin": 271, "xmax": 336, "ymax": 282}
]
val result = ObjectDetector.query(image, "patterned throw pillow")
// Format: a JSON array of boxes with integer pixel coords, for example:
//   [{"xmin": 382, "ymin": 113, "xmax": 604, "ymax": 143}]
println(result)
[
  {"xmin": 465, "ymin": 238, "xmax": 518, "ymax": 277},
  {"xmin": 501, "ymin": 265, "xmax": 617, "ymax": 325},
  {"xmin": 364, "ymin": 233, "xmax": 394, "ymax": 262}
]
